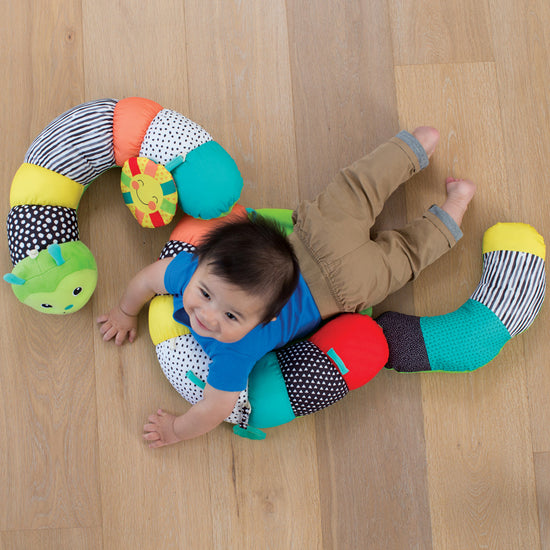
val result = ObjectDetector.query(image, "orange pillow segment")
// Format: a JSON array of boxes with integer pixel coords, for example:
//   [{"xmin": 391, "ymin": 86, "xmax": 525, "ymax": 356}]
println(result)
[
  {"xmin": 113, "ymin": 97, "xmax": 163, "ymax": 166},
  {"xmin": 169, "ymin": 204, "xmax": 249, "ymax": 247}
]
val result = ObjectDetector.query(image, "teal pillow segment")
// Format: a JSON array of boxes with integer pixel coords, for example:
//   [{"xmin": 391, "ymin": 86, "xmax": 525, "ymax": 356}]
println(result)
[
  {"xmin": 248, "ymin": 351, "xmax": 296, "ymax": 428},
  {"xmin": 169, "ymin": 140, "xmax": 243, "ymax": 219},
  {"xmin": 420, "ymin": 299, "xmax": 511, "ymax": 372}
]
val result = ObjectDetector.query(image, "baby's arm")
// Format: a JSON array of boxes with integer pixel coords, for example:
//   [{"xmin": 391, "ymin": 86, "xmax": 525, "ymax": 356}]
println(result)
[
  {"xmin": 97, "ymin": 257, "xmax": 173, "ymax": 345},
  {"xmin": 143, "ymin": 384, "xmax": 240, "ymax": 447}
]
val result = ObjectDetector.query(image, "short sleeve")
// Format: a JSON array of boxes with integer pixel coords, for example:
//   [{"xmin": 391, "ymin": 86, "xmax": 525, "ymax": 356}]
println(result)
[
  {"xmin": 206, "ymin": 350, "xmax": 255, "ymax": 392},
  {"xmin": 164, "ymin": 251, "xmax": 196, "ymax": 295}
]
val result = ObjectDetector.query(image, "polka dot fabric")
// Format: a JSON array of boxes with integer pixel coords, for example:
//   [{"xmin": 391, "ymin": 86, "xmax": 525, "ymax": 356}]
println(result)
[
  {"xmin": 159, "ymin": 240, "xmax": 196, "ymax": 260},
  {"xmin": 276, "ymin": 340, "xmax": 349, "ymax": 417},
  {"xmin": 139, "ymin": 109, "xmax": 212, "ymax": 166},
  {"xmin": 7, "ymin": 204, "xmax": 79, "ymax": 265},
  {"xmin": 156, "ymin": 335, "xmax": 249, "ymax": 425}
]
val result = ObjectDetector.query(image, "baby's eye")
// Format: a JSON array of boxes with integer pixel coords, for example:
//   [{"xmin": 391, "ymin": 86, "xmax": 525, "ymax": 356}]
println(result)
[
  {"xmin": 225, "ymin": 312, "xmax": 237, "ymax": 321},
  {"xmin": 200, "ymin": 289, "xmax": 210, "ymax": 299}
]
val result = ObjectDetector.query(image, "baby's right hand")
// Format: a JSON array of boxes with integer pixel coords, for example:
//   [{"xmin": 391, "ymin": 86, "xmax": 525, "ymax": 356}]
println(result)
[{"xmin": 96, "ymin": 305, "xmax": 138, "ymax": 345}]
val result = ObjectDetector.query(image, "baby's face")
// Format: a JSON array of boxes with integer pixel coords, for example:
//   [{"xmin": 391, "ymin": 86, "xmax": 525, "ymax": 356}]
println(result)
[{"xmin": 182, "ymin": 262, "xmax": 269, "ymax": 343}]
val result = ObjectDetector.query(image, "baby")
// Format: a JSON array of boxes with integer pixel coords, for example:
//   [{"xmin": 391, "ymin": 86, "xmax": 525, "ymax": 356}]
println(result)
[{"xmin": 98, "ymin": 127, "xmax": 475, "ymax": 447}]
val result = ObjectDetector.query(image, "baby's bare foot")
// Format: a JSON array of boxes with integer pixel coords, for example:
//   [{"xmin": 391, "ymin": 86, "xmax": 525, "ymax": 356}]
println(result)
[
  {"xmin": 442, "ymin": 177, "xmax": 476, "ymax": 227},
  {"xmin": 412, "ymin": 126, "xmax": 440, "ymax": 158}
]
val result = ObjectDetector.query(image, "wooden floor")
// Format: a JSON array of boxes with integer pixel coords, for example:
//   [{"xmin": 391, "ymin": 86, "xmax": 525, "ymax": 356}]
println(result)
[{"xmin": 1, "ymin": 1, "xmax": 549, "ymax": 549}]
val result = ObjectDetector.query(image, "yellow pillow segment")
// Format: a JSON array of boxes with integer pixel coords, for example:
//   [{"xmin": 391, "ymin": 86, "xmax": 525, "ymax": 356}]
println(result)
[
  {"xmin": 482, "ymin": 222, "xmax": 546, "ymax": 260},
  {"xmin": 149, "ymin": 294, "xmax": 190, "ymax": 346},
  {"xmin": 10, "ymin": 163, "xmax": 84, "ymax": 209}
]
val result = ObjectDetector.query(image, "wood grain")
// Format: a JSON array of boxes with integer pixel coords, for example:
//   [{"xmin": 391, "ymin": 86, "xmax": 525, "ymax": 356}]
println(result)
[
  {"xmin": 389, "ymin": 0, "xmax": 493, "ymax": 65},
  {"xmin": 82, "ymin": 0, "xmax": 188, "ymax": 107},
  {"xmin": 82, "ymin": 2, "xmax": 210, "ymax": 548},
  {"xmin": 0, "ymin": 528, "xmax": 102, "ymax": 550},
  {"xmin": 184, "ymin": 4, "xmax": 322, "ymax": 547},
  {"xmin": 1, "ymin": 1, "xmax": 549, "ymax": 548},
  {"xmin": 0, "ymin": 0, "xmax": 101, "ymax": 533},
  {"xmin": 487, "ymin": 0, "xmax": 550, "ymax": 453},
  {"xmin": 535, "ymin": 452, "xmax": 550, "ymax": 549},
  {"xmin": 286, "ymin": 0, "xmax": 400, "ymax": 200},
  {"xmin": 286, "ymin": 2, "xmax": 432, "ymax": 548},
  {"xmin": 184, "ymin": 0, "xmax": 299, "ymax": 209},
  {"xmin": 396, "ymin": 62, "xmax": 541, "ymax": 549}
]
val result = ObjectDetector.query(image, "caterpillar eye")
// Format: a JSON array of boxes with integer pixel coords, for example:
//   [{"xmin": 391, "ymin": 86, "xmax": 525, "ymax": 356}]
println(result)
[
  {"xmin": 41, "ymin": 303, "xmax": 53, "ymax": 309},
  {"xmin": 73, "ymin": 287, "xmax": 83, "ymax": 296}
]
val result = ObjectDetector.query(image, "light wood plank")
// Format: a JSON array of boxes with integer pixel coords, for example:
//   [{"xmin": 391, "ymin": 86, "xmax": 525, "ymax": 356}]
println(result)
[
  {"xmin": 488, "ymin": 0, "xmax": 550, "ymax": 453},
  {"xmin": 184, "ymin": 3, "xmax": 322, "ymax": 546},
  {"xmin": 422, "ymin": 358, "xmax": 540, "ymax": 550},
  {"xmin": 396, "ymin": 62, "xmax": 541, "ymax": 549},
  {"xmin": 2, "ymin": 1, "xmax": 549, "ymax": 548},
  {"xmin": 185, "ymin": 0, "xmax": 299, "ymax": 209},
  {"xmin": 0, "ymin": 0, "xmax": 101, "ymax": 531},
  {"xmin": 286, "ymin": 2, "xmax": 433, "ymax": 548},
  {"xmin": 82, "ymin": 0, "xmax": 188, "ymax": 108},
  {"xmin": 389, "ymin": 0, "xmax": 493, "ymax": 65},
  {"xmin": 396, "ymin": 61, "xmax": 510, "ymax": 309},
  {"xmin": 83, "ymin": 1, "xmax": 322, "ymax": 548},
  {"xmin": 287, "ymin": 0, "xmax": 401, "ymax": 200},
  {"xmin": 208, "ymin": 419, "xmax": 323, "ymax": 549},
  {"xmin": 0, "ymin": 527, "xmax": 102, "ymax": 550},
  {"xmin": 314, "ymin": 372, "xmax": 434, "ymax": 549},
  {"xmin": 81, "ymin": 1, "xmax": 216, "ymax": 547},
  {"xmin": 535, "ymin": 452, "xmax": 550, "ymax": 549}
]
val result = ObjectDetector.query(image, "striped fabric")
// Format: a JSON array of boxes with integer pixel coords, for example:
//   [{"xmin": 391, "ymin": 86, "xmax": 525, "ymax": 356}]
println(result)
[
  {"xmin": 24, "ymin": 99, "xmax": 117, "ymax": 186},
  {"xmin": 470, "ymin": 250, "xmax": 546, "ymax": 337}
]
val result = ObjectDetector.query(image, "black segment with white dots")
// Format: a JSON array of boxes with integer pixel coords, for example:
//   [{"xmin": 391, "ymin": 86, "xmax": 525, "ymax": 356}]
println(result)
[{"xmin": 7, "ymin": 204, "xmax": 79, "ymax": 265}]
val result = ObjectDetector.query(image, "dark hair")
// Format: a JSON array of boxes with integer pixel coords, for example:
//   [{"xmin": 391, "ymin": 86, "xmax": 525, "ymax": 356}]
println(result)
[{"xmin": 193, "ymin": 215, "xmax": 299, "ymax": 324}]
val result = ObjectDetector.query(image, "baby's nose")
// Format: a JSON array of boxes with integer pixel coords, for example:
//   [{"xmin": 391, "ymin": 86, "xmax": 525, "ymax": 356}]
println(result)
[{"xmin": 202, "ymin": 308, "xmax": 218, "ymax": 326}]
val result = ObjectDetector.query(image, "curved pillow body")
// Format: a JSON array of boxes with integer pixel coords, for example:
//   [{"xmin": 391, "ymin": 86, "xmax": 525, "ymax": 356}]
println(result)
[
  {"xmin": 4, "ymin": 98, "xmax": 243, "ymax": 314},
  {"xmin": 377, "ymin": 223, "xmax": 546, "ymax": 372},
  {"xmin": 149, "ymin": 206, "xmax": 389, "ymax": 439},
  {"xmin": 150, "ymin": 216, "xmax": 545, "ymax": 439}
]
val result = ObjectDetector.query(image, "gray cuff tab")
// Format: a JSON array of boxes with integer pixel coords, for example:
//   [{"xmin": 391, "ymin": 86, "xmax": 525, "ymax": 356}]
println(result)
[
  {"xmin": 429, "ymin": 205, "xmax": 463, "ymax": 241},
  {"xmin": 396, "ymin": 130, "xmax": 429, "ymax": 170}
]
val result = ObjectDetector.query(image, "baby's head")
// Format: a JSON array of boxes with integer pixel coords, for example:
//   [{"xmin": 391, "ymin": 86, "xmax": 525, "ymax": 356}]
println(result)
[{"xmin": 183, "ymin": 215, "xmax": 299, "ymax": 343}]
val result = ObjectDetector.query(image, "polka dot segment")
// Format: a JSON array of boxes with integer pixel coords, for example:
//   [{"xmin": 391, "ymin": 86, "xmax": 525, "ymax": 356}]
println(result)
[
  {"xmin": 159, "ymin": 240, "xmax": 196, "ymax": 260},
  {"xmin": 7, "ymin": 204, "xmax": 79, "ymax": 265},
  {"xmin": 139, "ymin": 109, "xmax": 212, "ymax": 166},
  {"xmin": 276, "ymin": 340, "xmax": 349, "ymax": 417},
  {"xmin": 156, "ymin": 335, "xmax": 249, "ymax": 425}
]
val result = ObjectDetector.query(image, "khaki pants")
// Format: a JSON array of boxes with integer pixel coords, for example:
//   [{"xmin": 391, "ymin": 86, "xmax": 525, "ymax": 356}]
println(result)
[{"xmin": 289, "ymin": 136, "xmax": 458, "ymax": 319}]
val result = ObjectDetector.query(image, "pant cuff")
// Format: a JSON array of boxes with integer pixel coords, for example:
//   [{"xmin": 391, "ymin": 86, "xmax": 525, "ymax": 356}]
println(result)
[
  {"xmin": 428, "ymin": 205, "xmax": 463, "ymax": 241},
  {"xmin": 396, "ymin": 130, "xmax": 429, "ymax": 170}
]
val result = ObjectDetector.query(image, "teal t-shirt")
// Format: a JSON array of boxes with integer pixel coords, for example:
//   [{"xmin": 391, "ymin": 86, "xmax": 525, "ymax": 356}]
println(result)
[{"xmin": 164, "ymin": 251, "xmax": 321, "ymax": 391}]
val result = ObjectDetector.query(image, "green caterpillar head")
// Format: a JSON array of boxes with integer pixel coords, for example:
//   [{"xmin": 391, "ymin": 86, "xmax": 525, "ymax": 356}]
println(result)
[{"xmin": 3, "ymin": 241, "xmax": 97, "ymax": 314}]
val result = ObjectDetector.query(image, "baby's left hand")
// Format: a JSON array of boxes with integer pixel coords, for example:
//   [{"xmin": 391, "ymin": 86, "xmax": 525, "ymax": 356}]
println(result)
[{"xmin": 143, "ymin": 409, "xmax": 181, "ymax": 448}]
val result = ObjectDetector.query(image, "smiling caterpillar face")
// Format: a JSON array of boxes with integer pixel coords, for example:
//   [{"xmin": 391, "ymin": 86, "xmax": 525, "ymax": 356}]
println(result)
[{"xmin": 4, "ymin": 242, "xmax": 98, "ymax": 314}]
